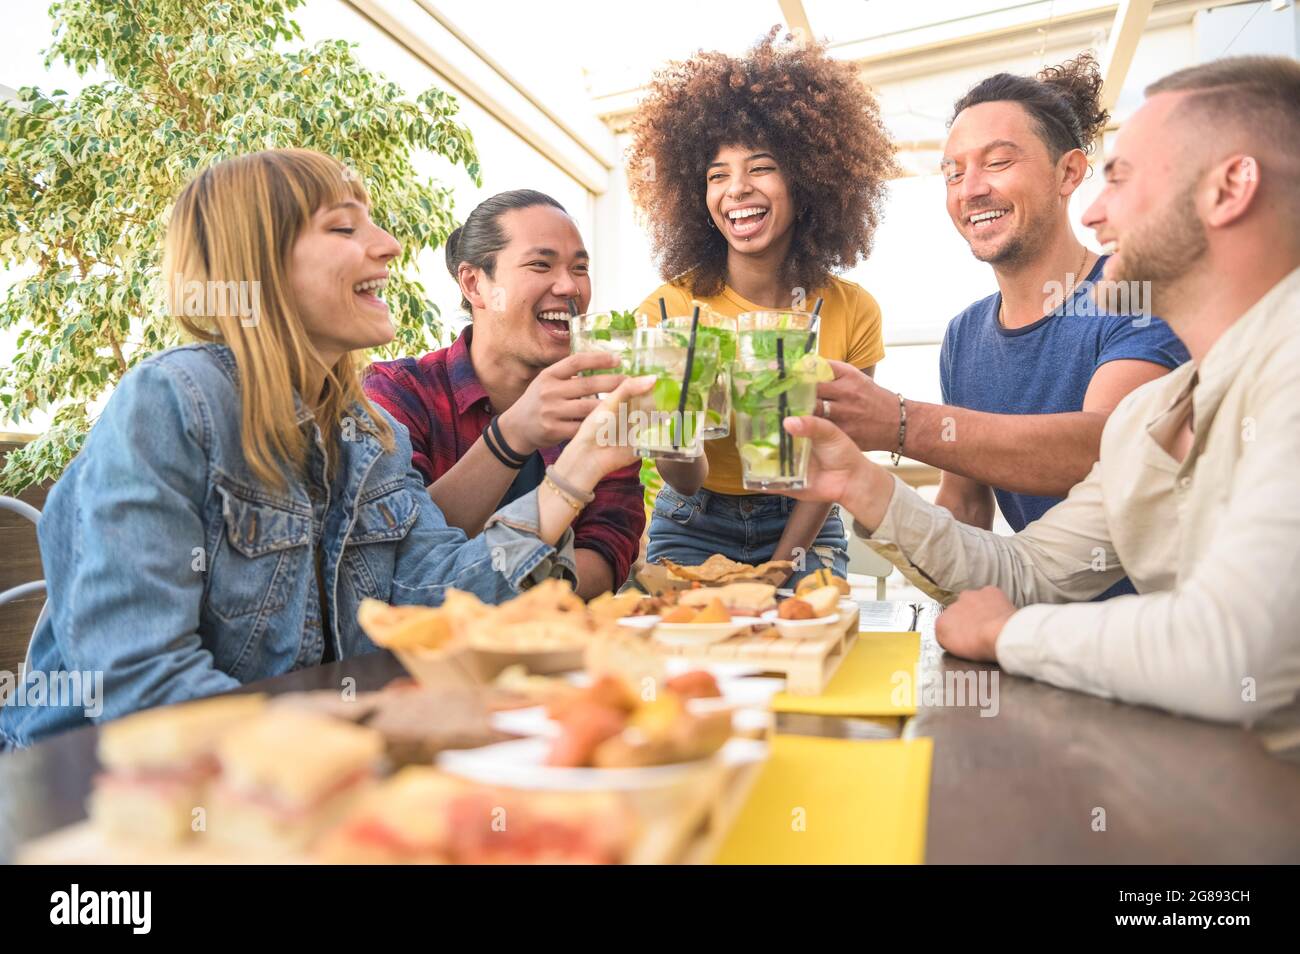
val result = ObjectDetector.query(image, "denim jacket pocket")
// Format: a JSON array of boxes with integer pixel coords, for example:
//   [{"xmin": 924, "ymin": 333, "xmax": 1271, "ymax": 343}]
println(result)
[
  {"xmin": 208, "ymin": 481, "xmax": 310, "ymax": 622},
  {"xmin": 349, "ymin": 481, "xmax": 420, "ymax": 544},
  {"xmin": 341, "ymin": 483, "xmax": 419, "ymax": 599}
]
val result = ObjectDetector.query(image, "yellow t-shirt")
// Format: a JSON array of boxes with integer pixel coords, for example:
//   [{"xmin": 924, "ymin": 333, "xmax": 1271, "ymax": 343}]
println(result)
[{"xmin": 635, "ymin": 276, "xmax": 885, "ymax": 496}]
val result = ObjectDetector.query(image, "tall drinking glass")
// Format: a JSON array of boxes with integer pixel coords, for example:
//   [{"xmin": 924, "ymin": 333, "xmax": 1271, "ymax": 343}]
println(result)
[
  {"xmin": 569, "ymin": 311, "xmax": 642, "ymax": 377},
  {"xmin": 732, "ymin": 310, "xmax": 825, "ymax": 490},
  {"xmin": 662, "ymin": 313, "xmax": 736, "ymax": 439},
  {"xmin": 629, "ymin": 327, "xmax": 721, "ymax": 461}
]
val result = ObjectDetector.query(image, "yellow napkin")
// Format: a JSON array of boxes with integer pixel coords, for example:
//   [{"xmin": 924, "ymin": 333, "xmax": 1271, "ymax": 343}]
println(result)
[
  {"xmin": 714, "ymin": 735, "xmax": 932, "ymax": 864},
  {"xmin": 770, "ymin": 632, "xmax": 920, "ymax": 716}
]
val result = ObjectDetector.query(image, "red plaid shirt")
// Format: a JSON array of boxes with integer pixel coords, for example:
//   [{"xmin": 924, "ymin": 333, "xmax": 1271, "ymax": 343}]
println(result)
[{"xmin": 363, "ymin": 326, "xmax": 645, "ymax": 587}]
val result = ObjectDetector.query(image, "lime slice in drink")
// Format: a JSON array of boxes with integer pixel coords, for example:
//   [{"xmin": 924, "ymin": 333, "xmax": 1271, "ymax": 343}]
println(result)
[
  {"xmin": 740, "ymin": 442, "xmax": 782, "ymax": 477},
  {"xmin": 794, "ymin": 352, "xmax": 834, "ymax": 382}
]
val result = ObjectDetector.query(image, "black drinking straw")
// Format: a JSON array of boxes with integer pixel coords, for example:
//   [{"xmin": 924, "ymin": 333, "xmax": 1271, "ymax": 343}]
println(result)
[
  {"xmin": 776, "ymin": 336, "xmax": 790, "ymax": 476},
  {"xmin": 673, "ymin": 305, "xmax": 701, "ymax": 449},
  {"xmin": 803, "ymin": 296, "xmax": 824, "ymax": 354},
  {"xmin": 658, "ymin": 296, "xmax": 668, "ymax": 325}
]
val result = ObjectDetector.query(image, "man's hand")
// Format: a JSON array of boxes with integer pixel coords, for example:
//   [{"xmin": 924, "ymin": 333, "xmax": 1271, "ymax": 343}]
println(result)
[
  {"xmin": 817, "ymin": 360, "xmax": 899, "ymax": 451},
  {"xmin": 777, "ymin": 415, "xmax": 873, "ymax": 504},
  {"xmin": 778, "ymin": 415, "xmax": 895, "ymax": 531},
  {"xmin": 496, "ymin": 351, "xmax": 625, "ymax": 455},
  {"xmin": 935, "ymin": 586, "xmax": 1017, "ymax": 662},
  {"xmin": 552, "ymin": 374, "xmax": 657, "ymax": 491}
]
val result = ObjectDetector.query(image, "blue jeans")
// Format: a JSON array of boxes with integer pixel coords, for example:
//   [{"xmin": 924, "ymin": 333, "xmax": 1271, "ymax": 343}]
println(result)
[{"xmin": 646, "ymin": 487, "xmax": 848, "ymax": 586}]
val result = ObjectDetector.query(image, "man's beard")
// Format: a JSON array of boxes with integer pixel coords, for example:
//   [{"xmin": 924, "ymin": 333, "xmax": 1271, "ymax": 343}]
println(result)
[
  {"xmin": 1101, "ymin": 178, "xmax": 1208, "ymax": 316},
  {"xmin": 974, "ymin": 207, "xmax": 1054, "ymax": 269}
]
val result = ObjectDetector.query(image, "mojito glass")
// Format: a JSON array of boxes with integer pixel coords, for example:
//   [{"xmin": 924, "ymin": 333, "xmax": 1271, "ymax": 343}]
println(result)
[
  {"xmin": 629, "ymin": 327, "xmax": 721, "ymax": 461},
  {"xmin": 663, "ymin": 314, "xmax": 736, "ymax": 439},
  {"xmin": 732, "ymin": 311, "xmax": 826, "ymax": 490},
  {"xmin": 569, "ymin": 310, "xmax": 642, "ymax": 377}
]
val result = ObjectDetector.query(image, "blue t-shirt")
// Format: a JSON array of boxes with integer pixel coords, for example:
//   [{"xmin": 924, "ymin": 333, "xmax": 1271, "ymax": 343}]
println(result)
[{"xmin": 939, "ymin": 255, "xmax": 1190, "ymax": 597}]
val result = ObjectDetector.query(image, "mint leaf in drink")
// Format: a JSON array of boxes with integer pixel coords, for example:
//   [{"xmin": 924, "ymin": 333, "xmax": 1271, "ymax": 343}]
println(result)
[
  {"xmin": 610, "ymin": 310, "xmax": 639, "ymax": 332},
  {"xmin": 758, "ymin": 374, "xmax": 800, "ymax": 400},
  {"xmin": 652, "ymin": 377, "xmax": 682, "ymax": 410}
]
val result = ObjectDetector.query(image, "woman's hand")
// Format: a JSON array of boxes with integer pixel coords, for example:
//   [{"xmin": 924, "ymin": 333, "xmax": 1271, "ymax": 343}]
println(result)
[
  {"xmin": 779, "ymin": 415, "xmax": 896, "ymax": 533},
  {"xmin": 551, "ymin": 374, "xmax": 657, "ymax": 493}
]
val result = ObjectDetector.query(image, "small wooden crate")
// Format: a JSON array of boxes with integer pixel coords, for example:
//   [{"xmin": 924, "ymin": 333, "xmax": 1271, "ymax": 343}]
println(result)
[{"xmin": 651, "ymin": 606, "xmax": 859, "ymax": 695}]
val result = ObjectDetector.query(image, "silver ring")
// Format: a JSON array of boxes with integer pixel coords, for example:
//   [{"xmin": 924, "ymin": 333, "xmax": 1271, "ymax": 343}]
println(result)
[{"xmin": 821, "ymin": 398, "xmax": 831, "ymax": 418}]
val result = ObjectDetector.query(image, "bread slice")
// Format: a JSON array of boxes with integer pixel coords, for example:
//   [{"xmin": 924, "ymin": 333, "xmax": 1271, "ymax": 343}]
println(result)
[
  {"xmin": 88, "ymin": 776, "xmax": 204, "ymax": 843},
  {"xmin": 800, "ymin": 585, "xmax": 842, "ymax": 618},
  {"xmin": 679, "ymin": 582, "xmax": 776, "ymax": 616},
  {"xmin": 208, "ymin": 711, "xmax": 383, "ymax": 854},
  {"xmin": 215, "ymin": 710, "xmax": 384, "ymax": 808},
  {"xmin": 97, "ymin": 694, "xmax": 266, "ymax": 771}
]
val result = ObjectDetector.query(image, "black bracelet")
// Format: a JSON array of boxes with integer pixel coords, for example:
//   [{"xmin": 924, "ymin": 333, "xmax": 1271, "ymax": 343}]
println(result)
[
  {"xmin": 489, "ymin": 415, "xmax": 530, "ymax": 465},
  {"xmin": 482, "ymin": 424, "xmax": 524, "ymax": 470}
]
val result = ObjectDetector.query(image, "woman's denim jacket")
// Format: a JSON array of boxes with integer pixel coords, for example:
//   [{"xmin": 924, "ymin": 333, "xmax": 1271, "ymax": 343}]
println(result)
[{"xmin": 0, "ymin": 344, "xmax": 575, "ymax": 748}]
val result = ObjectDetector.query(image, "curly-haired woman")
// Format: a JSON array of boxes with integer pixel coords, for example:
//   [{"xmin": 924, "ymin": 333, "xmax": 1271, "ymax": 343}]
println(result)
[{"xmin": 627, "ymin": 28, "xmax": 896, "ymax": 583}]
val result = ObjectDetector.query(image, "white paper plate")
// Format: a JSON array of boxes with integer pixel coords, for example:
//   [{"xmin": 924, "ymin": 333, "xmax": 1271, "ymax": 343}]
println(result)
[
  {"xmin": 437, "ymin": 736, "xmax": 757, "ymax": 792},
  {"xmin": 759, "ymin": 609, "xmax": 843, "ymax": 640},
  {"xmin": 615, "ymin": 614, "xmax": 660, "ymax": 631},
  {"xmin": 651, "ymin": 615, "xmax": 762, "ymax": 646}
]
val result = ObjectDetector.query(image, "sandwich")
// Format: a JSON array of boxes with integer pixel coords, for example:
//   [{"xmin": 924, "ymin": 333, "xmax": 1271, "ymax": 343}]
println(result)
[
  {"xmin": 208, "ymin": 709, "xmax": 385, "ymax": 854},
  {"xmin": 314, "ymin": 767, "xmax": 463, "ymax": 864},
  {"xmin": 777, "ymin": 585, "xmax": 842, "ymax": 620},
  {"xmin": 316, "ymin": 767, "xmax": 635, "ymax": 865},
  {"xmin": 679, "ymin": 581, "xmax": 777, "ymax": 617},
  {"xmin": 799, "ymin": 585, "xmax": 842, "ymax": 618},
  {"xmin": 88, "ymin": 694, "xmax": 266, "ymax": 843},
  {"xmin": 795, "ymin": 568, "xmax": 851, "ymax": 598}
]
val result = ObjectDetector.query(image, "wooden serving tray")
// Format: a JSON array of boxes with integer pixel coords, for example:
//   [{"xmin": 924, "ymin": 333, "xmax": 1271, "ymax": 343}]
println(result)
[{"xmin": 651, "ymin": 606, "xmax": 859, "ymax": 695}]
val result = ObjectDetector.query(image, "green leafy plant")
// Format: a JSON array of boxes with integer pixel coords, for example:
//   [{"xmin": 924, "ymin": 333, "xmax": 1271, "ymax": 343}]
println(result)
[{"xmin": 0, "ymin": 0, "xmax": 481, "ymax": 493}]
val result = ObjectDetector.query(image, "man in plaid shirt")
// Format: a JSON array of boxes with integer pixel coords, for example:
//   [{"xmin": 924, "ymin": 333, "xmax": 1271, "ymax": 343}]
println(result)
[{"xmin": 364, "ymin": 190, "xmax": 645, "ymax": 598}]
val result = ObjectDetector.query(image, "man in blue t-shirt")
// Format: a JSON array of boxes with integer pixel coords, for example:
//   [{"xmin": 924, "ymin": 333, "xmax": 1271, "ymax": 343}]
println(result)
[{"xmin": 817, "ymin": 55, "xmax": 1188, "ymax": 597}]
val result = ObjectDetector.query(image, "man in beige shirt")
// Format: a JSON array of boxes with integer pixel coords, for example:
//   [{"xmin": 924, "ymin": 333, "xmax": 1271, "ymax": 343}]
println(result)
[{"xmin": 782, "ymin": 56, "xmax": 1300, "ymax": 748}]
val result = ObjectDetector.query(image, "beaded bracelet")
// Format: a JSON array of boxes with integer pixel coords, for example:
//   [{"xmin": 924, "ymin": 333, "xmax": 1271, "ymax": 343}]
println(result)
[
  {"xmin": 542, "ymin": 475, "xmax": 583, "ymax": 513},
  {"xmin": 891, "ymin": 393, "xmax": 907, "ymax": 467}
]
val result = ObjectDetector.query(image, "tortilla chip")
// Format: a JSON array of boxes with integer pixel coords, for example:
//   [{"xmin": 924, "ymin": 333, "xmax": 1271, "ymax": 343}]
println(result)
[
  {"xmin": 357, "ymin": 598, "xmax": 457, "ymax": 651},
  {"xmin": 659, "ymin": 554, "xmax": 793, "ymax": 586}
]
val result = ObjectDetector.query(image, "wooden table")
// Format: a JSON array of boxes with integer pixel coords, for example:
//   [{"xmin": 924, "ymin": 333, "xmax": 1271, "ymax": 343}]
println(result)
[
  {"xmin": 907, "ymin": 641, "xmax": 1300, "ymax": 863},
  {"xmin": 3, "ymin": 634, "xmax": 1299, "ymax": 864}
]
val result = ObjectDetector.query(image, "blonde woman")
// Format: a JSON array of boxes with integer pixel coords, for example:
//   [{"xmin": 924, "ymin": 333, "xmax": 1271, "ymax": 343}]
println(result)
[{"xmin": 0, "ymin": 149, "xmax": 649, "ymax": 749}]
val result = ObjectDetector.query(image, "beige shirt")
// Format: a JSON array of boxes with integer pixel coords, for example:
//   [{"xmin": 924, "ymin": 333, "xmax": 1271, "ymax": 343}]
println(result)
[{"xmin": 865, "ymin": 265, "xmax": 1300, "ymax": 752}]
